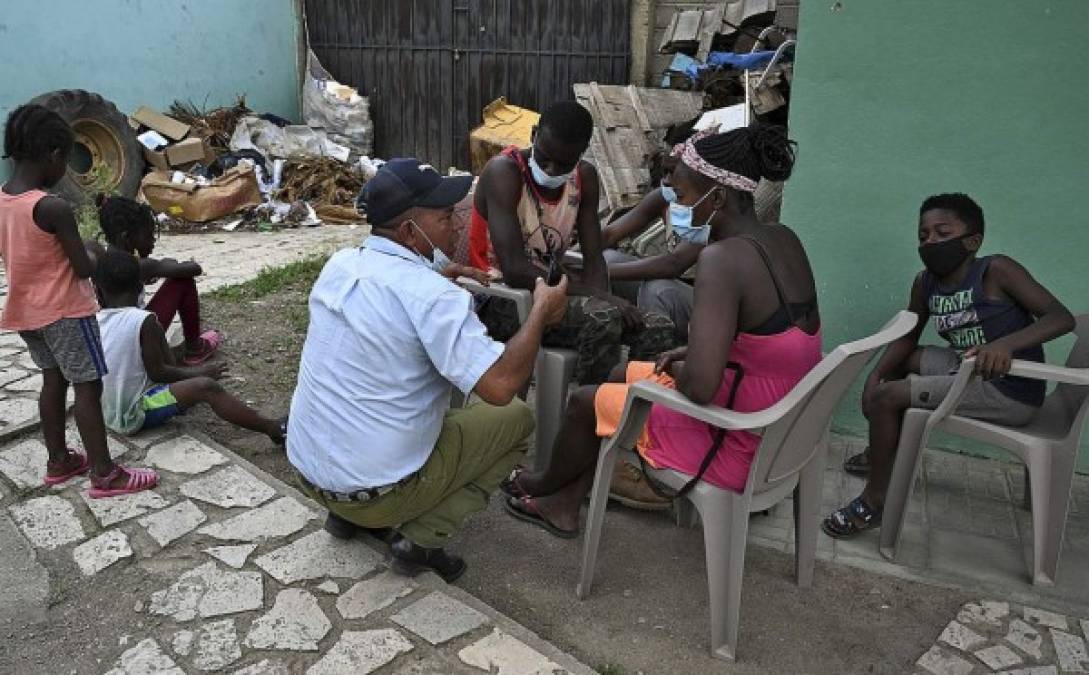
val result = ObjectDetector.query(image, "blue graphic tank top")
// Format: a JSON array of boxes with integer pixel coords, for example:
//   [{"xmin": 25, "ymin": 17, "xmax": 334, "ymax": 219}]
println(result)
[{"xmin": 923, "ymin": 256, "xmax": 1044, "ymax": 406}]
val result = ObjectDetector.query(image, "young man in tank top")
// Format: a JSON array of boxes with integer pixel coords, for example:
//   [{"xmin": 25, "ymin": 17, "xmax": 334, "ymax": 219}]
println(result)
[
  {"xmin": 470, "ymin": 101, "xmax": 678, "ymax": 387},
  {"xmin": 824, "ymin": 193, "xmax": 1074, "ymax": 538}
]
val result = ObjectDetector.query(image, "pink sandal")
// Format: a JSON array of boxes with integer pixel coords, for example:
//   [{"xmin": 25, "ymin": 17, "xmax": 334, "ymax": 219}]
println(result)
[
  {"xmin": 43, "ymin": 448, "xmax": 90, "ymax": 486},
  {"xmin": 183, "ymin": 329, "xmax": 224, "ymax": 365},
  {"xmin": 88, "ymin": 465, "xmax": 160, "ymax": 499}
]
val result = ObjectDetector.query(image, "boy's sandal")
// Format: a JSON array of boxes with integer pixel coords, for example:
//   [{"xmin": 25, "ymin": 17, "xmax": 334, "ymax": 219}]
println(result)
[
  {"xmin": 277, "ymin": 415, "xmax": 289, "ymax": 446},
  {"xmin": 88, "ymin": 465, "xmax": 160, "ymax": 499},
  {"xmin": 821, "ymin": 496, "xmax": 882, "ymax": 539},
  {"xmin": 843, "ymin": 448, "xmax": 871, "ymax": 477},
  {"xmin": 183, "ymin": 329, "xmax": 225, "ymax": 365},
  {"xmin": 43, "ymin": 449, "xmax": 90, "ymax": 486},
  {"xmin": 499, "ymin": 465, "xmax": 530, "ymax": 500},
  {"xmin": 503, "ymin": 496, "xmax": 578, "ymax": 539}
]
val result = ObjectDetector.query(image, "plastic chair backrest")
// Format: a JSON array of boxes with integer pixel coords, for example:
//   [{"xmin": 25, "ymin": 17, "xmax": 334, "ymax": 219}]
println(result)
[
  {"xmin": 1047, "ymin": 313, "xmax": 1089, "ymax": 440},
  {"xmin": 746, "ymin": 311, "xmax": 918, "ymax": 494}
]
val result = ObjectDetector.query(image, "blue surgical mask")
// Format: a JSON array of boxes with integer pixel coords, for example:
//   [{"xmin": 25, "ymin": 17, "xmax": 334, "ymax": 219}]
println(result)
[
  {"xmin": 411, "ymin": 221, "xmax": 452, "ymax": 273},
  {"xmin": 660, "ymin": 184, "xmax": 677, "ymax": 203},
  {"xmin": 669, "ymin": 188, "xmax": 716, "ymax": 244},
  {"xmin": 529, "ymin": 151, "xmax": 573, "ymax": 189}
]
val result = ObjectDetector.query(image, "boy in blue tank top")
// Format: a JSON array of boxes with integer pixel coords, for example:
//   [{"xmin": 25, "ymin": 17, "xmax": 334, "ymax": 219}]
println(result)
[{"xmin": 824, "ymin": 193, "xmax": 1074, "ymax": 538}]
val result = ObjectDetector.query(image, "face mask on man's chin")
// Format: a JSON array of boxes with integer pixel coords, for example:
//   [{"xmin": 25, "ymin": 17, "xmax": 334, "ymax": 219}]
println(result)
[{"xmin": 410, "ymin": 221, "xmax": 453, "ymax": 273}]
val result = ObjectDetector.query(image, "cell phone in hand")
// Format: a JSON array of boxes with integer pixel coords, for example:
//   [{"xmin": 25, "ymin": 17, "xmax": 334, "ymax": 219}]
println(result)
[{"xmin": 545, "ymin": 254, "xmax": 563, "ymax": 286}]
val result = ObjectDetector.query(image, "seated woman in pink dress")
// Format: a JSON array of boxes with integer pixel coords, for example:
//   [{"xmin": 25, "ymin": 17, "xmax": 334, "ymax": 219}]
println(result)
[{"xmin": 501, "ymin": 123, "xmax": 823, "ymax": 537}]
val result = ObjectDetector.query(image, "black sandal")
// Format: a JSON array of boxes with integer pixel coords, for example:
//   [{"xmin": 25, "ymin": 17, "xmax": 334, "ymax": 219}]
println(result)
[
  {"xmin": 821, "ymin": 496, "xmax": 882, "ymax": 539},
  {"xmin": 843, "ymin": 448, "xmax": 871, "ymax": 477},
  {"xmin": 503, "ymin": 496, "xmax": 578, "ymax": 539}
]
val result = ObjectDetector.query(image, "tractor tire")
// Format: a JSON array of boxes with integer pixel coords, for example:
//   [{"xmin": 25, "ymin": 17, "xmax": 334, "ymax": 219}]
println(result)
[{"xmin": 28, "ymin": 89, "xmax": 145, "ymax": 204}]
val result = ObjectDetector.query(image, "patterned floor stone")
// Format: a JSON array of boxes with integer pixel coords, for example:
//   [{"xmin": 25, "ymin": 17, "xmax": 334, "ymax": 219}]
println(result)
[
  {"xmin": 939, "ymin": 620, "xmax": 988, "ymax": 652},
  {"xmin": 231, "ymin": 659, "xmax": 292, "ymax": 675},
  {"xmin": 917, "ymin": 645, "xmax": 975, "ymax": 675},
  {"xmin": 317, "ymin": 580, "xmax": 340, "ymax": 594},
  {"xmin": 9, "ymin": 494, "xmax": 85, "ymax": 549},
  {"xmin": 0, "ymin": 366, "xmax": 30, "ymax": 388},
  {"xmin": 307, "ymin": 629, "xmax": 414, "ymax": 675},
  {"xmin": 1025, "ymin": 607, "xmax": 1070, "ymax": 631},
  {"xmin": 918, "ymin": 600, "xmax": 1089, "ymax": 674},
  {"xmin": 974, "ymin": 644, "xmax": 1023, "ymax": 670},
  {"xmin": 138, "ymin": 499, "xmax": 207, "ymax": 547},
  {"xmin": 189, "ymin": 618, "xmax": 243, "ymax": 671},
  {"xmin": 5, "ymin": 373, "xmax": 42, "ymax": 392},
  {"xmin": 149, "ymin": 562, "xmax": 264, "ymax": 622},
  {"xmin": 458, "ymin": 628, "xmax": 566, "ymax": 674},
  {"xmin": 104, "ymin": 638, "xmax": 185, "ymax": 675},
  {"xmin": 1050, "ymin": 629, "xmax": 1089, "ymax": 672},
  {"xmin": 336, "ymin": 572, "xmax": 415, "ymax": 620},
  {"xmin": 204, "ymin": 543, "xmax": 258, "ymax": 569},
  {"xmin": 0, "ymin": 397, "xmax": 37, "ymax": 436},
  {"xmin": 244, "ymin": 589, "xmax": 331, "ymax": 651},
  {"xmin": 958, "ymin": 600, "xmax": 1010, "ymax": 627},
  {"xmin": 198, "ymin": 495, "xmax": 315, "ymax": 542},
  {"xmin": 72, "ymin": 530, "xmax": 132, "ymax": 576},
  {"xmin": 0, "ymin": 438, "xmax": 50, "ymax": 488},
  {"xmin": 391, "ymin": 592, "xmax": 489, "ymax": 645},
  {"xmin": 172, "ymin": 630, "xmax": 194, "ymax": 656},
  {"xmin": 127, "ymin": 424, "xmax": 180, "ymax": 449},
  {"xmin": 254, "ymin": 529, "xmax": 382, "ymax": 584},
  {"xmin": 1007, "ymin": 619, "xmax": 1045, "ymax": 659},
  {"xmin": 81, "ymin": 489, "xmax": 169, "ymax": 527},
  {"xmin": 144, "ymin": 435, "xmax": 229, "ymax": 475},
  {"xmin": 180, "ymin": 465, "xmax": 277, "ymax": 509}
]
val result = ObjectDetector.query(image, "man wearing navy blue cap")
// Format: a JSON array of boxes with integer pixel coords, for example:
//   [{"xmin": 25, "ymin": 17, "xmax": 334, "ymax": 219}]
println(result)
[{"xmin": 286, "ymin": 158, "xmax": 568, "ymax": 582}]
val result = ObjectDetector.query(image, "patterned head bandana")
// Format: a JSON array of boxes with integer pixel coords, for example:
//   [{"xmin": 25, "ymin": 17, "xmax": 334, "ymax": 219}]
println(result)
[{"xmin": 673, "ymin": 127, "xmax": 759, "ymax": 194}]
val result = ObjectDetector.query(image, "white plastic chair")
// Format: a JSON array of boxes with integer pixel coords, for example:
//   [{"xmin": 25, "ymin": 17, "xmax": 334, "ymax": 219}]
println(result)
[
  {"xmin": 576, "ymin": 311, "xmax": 918, "ymax": 661},
  {"xmin": 459, "ymin": 279, "xmax": 576, "ymax": 469},
  {"xmin": 880, "ymin": 314, "xmax": 1089, "ymax": 585}
]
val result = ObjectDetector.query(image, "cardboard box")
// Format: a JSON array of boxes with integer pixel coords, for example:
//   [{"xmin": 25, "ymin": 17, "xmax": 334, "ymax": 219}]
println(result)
[
  {"xmin": 166, "ymin": 138, "xmax": 206, "ymax": 167},
  {"xmin": 132, "ymin": 106, "xmax": 190, "ymax": 142},
  {"xmin": 141, "ymin": 165, "xmax": 262, "ymax": 222},
  {"xmin": 143, "ymin": 147, "xmax": 170, "ymax": 172}
]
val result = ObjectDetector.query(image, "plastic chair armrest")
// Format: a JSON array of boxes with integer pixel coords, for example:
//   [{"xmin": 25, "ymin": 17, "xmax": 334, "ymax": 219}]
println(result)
[
  {"xmin": 1007, "ymin": 360, "xmax": 1089, "ymax": 387},
  {"xmin": 457, "ymin": 278, "xmax": 533, "ymax": 325},
  {"xmin": 563, "ymin": 250, "xmax": 584, "ymax": 266},
  {"xmin": 625, "ymin": 380, "xmax": 785, "ymax": 432}
]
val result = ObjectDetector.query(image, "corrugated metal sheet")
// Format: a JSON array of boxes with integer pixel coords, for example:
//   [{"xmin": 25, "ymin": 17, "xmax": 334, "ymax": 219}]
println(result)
[{"xmin": 305, "ymin": 0, "xmax": 632, "ymax": 171}]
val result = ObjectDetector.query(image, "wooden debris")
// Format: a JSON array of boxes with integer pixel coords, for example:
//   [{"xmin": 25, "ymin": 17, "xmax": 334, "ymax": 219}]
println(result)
[
  {"xmin": 169, "ymin": 97, "xmax": 251, "ymax": 153},
  {"xmin": 276, "ymin": 157, "xmax": 365, "ymax": 221}
]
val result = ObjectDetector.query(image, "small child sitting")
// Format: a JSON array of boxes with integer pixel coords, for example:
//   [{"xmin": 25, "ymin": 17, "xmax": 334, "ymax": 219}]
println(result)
[
  {"xmin": 96, "ymin": 195, "xmax": 223, "ymax": 364},
  {"xmin": 823, "ymin": 193, "xmax": 1075, "ymax": 538},
  {"xmin": 94, "ymin": 247, "xmax": 285, "ymax": 442}
]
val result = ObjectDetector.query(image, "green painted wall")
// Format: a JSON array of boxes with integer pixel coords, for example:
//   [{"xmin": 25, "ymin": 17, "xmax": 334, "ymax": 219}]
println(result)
[
  {"xmin": 782, "ymin": 1, "xmax": 1089, "ymax": 468},
  {"xmin": 0, "ymin": 0, "xmax": 303, "ymax": 183}
]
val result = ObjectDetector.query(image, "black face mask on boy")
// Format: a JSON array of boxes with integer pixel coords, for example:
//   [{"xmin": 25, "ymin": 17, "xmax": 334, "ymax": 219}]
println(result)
[{"xmin": 918, "ymin": 234, "xmax": 975, "ymax": 278}]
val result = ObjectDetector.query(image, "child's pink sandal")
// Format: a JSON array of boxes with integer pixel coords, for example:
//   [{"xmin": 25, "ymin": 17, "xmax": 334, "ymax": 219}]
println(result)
[
  {"xmin": 88, "ymin": 465, "xmax": 159, "ymax": 499},
  {"xmin": 43, "ymin": 448, "xmax": 90, "ymax": 486},
  {"xmin": 183, "ymin": 329, "xmax": 224, "ymax": 365}
]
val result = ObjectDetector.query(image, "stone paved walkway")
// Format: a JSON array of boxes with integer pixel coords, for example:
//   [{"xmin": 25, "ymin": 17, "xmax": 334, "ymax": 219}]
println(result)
[
  {"xmin": 914, "ymin": 599, "xmax": 1089, "ymax": 674},
  {"xmin": 0, "ymin": 427, "xmax": 591, "ymax": 674}
]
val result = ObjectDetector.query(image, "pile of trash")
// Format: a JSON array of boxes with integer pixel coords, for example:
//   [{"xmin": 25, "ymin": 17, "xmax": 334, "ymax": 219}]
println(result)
[
  {"xmin": 658, "ymin": 0, "xmax": 796, "ymax": 118},
  {"xmin": 130, "ymin": 51, "xmax": 376, "ymax": 230}
]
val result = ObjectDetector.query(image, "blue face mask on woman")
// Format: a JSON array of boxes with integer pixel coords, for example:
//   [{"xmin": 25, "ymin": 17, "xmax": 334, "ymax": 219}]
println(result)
[
  {"xmin": 668, "ymin": 187, "xmax": 716, "ymax": 244},
  {"xmin": 660, "ymin": 184, "xmax": 677, "ymax": 202}
]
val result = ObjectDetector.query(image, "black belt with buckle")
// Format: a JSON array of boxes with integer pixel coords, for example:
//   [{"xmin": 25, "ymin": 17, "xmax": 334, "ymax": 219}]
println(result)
[{"xmin": 299, "ymin": 474, "xmax": 398, "ymax": 503}]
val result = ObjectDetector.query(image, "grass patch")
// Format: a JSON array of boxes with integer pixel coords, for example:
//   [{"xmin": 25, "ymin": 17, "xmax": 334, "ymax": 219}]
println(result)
[
  {"xmin": 597, "ymin": 665, "xmax": 626, "ymax": 675},
  {"xmin": 209, "ymin": 255, "xmax": 329, "ymax": 301}
]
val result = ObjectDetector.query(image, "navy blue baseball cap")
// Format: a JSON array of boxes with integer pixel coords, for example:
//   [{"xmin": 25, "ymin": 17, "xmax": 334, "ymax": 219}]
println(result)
[{"xmin": 356, "ymin": 158, "xmax": 473, "ymax": 227}]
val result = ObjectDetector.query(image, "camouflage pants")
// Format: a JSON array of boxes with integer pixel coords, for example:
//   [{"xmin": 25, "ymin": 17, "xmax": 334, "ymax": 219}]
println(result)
[{"xmin": 477, "ymin": 294, "xmax": 678, "ymax": 384}]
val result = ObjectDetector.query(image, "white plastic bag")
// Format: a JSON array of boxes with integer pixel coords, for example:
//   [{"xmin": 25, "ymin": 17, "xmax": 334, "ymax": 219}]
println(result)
[{"xmin": 303, "ymin": 49, "xmax": 373, "ymax": 157}]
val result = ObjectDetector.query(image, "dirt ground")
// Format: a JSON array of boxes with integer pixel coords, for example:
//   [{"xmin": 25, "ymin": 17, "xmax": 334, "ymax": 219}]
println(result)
[{"xmin": 193, "ymin": 281, "xmax": 970, "ymax": 674}]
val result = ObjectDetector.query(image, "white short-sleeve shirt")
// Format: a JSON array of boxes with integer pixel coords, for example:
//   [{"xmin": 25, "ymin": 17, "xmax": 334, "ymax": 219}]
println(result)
[{"xmin": 286, "ymin": 236, "xmax": 505, "ymax": 492}]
